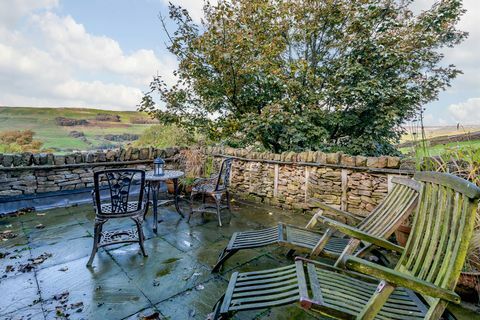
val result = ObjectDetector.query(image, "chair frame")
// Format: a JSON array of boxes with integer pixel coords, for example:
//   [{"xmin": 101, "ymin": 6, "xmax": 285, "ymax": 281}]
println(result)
[
  {"xmin": 211, "ymin": 171, "xmax": 480, "ymax": 320},
  {"xmin": 87, "ymin": 169, "xmax": 148, "ymax": 267},
  {"xmin": 188, "ymin": 157, "xmax": 234, "ymax": 226},
  {"xmin": 212, "ymin": 176, "xmax": 420, "ymax": 272}
]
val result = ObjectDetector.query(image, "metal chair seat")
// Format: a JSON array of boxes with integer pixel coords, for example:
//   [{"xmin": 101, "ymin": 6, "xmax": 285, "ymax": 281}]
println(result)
[
  {"xmin": 100, "ymin": 202, "xmax": 144, "ymax": 216},
  {"xmin": 192, "ymin": 183, "xmax": 216, "ymax": 193}
]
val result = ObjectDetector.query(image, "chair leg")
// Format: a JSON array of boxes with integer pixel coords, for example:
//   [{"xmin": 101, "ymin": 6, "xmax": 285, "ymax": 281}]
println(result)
[
  {"xmin": 214, "ymin": 194, "xmax": 223, "ymax": 227},
  {"xmin": 188, "ymin": 192, "xmax": 196, "ymax": 223},
  {"xmin": 87, "ymin": 219, "xmax": 105, "ymax": 267},
  {"xmin": 286, "ymin": 249, "xmax": 296, "ymax": 258},
  {"xmin": 212, "ymin": 248, "xmax": 238, "ymax": 273},
  {"xmin": 133, "ymin": 217, "xmax": 148, "ymax": 257},
  {"xmin": 225, "ymin": 191, "xmax": 231, "ymax": 210},
  {"xmin": 207, "ymin": 294, "xmax": 229, "ymax": 320}
]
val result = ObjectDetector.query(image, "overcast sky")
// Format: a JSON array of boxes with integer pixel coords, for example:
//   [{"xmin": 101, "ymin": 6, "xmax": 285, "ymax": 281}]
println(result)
[{"xmin": 0, "ymin": 0, "xmax": 478, "ymax": 126}]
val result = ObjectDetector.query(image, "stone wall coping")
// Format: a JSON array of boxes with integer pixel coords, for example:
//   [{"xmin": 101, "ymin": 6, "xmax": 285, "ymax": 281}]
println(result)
[
  {"xmin": 0, "ymin": 158, "xmax": 174, "ymax": 172},
  {"xmin": 211, "ymin": 153, "xmax": 415, "ymax": 175}
]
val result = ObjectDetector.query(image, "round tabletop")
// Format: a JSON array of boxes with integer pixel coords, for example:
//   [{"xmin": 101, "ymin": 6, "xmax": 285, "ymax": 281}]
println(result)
[{"xmin": 145, "ymin": 170, "xmax": 184, "ymax": 181}]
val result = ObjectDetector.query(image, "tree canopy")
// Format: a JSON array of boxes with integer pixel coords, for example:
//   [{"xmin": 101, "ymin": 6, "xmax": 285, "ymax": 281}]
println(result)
[{"xmin": 140, "ymin": 0, "xmax": 466, "ymax": 155}]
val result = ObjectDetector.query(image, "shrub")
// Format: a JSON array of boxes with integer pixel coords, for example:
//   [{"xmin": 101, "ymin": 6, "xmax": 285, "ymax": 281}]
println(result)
[
  {"xmin": 133, "ymin": 124, "xmax": 196, "ymax": 149},
  {"xmin": 55, "ymin": 117, "xmax": 88, "ymax": 126},
  {"xmin": 0, "ymin": 130, "xmax": 44, "ymax": 152},
  {"xmin": 95, "ymin": 114, "xmax": 121, "ymax": 122}
]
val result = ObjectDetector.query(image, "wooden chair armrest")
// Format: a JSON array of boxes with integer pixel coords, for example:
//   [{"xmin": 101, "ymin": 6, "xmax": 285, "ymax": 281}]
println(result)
[
  {"xmin": 316, "ymin": 216, "xmax": 404, "ymax": 253},
  {"xmin": 344, "ymin": 256, "xmax": 461, "ymax": 304},
  {"xmin": 309, "ymin": 199, "xmax": 363, "ymax": 224}
]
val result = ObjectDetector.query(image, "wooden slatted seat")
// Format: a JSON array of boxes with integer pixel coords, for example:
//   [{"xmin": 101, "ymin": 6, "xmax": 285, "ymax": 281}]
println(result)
[
  {"xmin": 210, "ymin": 172, "xmax": 480, "ymax": 320},
  {"xmin": 212, "ymin": 176, "xmax": 420, "ymax": 272},
  {"xmin": 214, "ymin": 260, "xmax": 428, "ymax": 320}
]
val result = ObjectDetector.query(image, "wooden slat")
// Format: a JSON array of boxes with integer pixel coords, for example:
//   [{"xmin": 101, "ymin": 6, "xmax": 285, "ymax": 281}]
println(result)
[
  {"xmin": 307, "ymin": 262, "xmax": 324, "ymax": 305},
  {"xmin": 411, "ymin": 183, "xmax": 439, "ymax": 276},
  {"xmin": 295, "ymin": 260, "xmax": 309, "ymax": 302},
  {"xmin": 221, "ymin": 272, "xmax": 239, "ymax": 313},
  {"xmin": 414, "ymin": 171, "xmax": 480, "ymax": 199}
]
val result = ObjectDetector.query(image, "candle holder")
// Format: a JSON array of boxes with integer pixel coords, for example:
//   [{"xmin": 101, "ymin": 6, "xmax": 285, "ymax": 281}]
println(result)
[{"xmin": 153, "ymin": 157, "xmax": 165, "ymax": 176}]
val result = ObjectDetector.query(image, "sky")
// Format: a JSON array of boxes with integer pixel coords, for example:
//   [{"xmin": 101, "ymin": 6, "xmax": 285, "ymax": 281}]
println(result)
[{"xmin": 0, "ymin": 0, "xmax": 479, "ymax": 126}]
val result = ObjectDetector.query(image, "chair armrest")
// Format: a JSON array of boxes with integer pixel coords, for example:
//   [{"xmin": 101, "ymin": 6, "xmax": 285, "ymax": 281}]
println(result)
[
  {"xmin": 309, "ymin": 199, "xmax": 363, "ymax": 224},
  {"xmin": 344, "ymin": 255, "xmax": 461, "ymax": 304},
  {"xmin": 316, "ymin": 216, "xmax": 404, "ymax": 253}
]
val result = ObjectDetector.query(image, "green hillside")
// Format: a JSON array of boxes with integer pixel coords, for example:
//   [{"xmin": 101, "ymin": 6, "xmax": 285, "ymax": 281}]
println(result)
[{"xmin": 0, "ymin": 107, "xmax": 156, "ymax": 152}]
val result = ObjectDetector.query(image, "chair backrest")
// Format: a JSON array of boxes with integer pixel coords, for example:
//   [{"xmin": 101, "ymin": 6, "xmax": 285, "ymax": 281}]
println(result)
[
  {"xmin": 396, "ymin": 172, "xmax": 480, "ymax": 309},
  {"xmin": 93, "ymin": 169, "xmax": 145, "ymax": 216},
  {"xmin": 215, "ymin": 158, "xmax": 233, "ymax": 191},
  {"xmin": 356, "ymin": 176, "xmax": 421, "ymax": 238}
]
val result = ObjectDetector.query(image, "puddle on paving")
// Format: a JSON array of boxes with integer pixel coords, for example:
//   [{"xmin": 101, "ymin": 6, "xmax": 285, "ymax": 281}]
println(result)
[{"xmin": 94, "ymin": 289, "xmax": 141, "ymax": 303}]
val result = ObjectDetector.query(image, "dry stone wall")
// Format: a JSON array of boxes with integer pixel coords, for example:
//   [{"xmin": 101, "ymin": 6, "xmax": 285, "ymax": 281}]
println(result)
[
  {"xmin": 0, "ymin": 147, "xmax": 180, "ymax": 198},
  {"xmin": 206, "ymin": 147, "xmax": 414, "ymax": 216}
]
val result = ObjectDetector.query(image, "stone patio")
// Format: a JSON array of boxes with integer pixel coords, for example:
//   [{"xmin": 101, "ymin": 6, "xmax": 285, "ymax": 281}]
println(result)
[{"xmin": 1, "ymin": 200, "xmax": 328, "ymax": 320}]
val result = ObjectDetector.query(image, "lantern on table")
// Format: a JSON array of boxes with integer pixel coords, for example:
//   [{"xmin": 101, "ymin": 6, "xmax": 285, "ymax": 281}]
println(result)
[{"xmin": 153, "ymin": 157, "xmax": 165, "ymax": 176}]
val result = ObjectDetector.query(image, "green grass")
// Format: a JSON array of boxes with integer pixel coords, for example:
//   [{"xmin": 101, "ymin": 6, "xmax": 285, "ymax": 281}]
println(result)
[
  {"xmin": 0, "ymin": 106, "xmax": 155, "ymax": 153},
  {"xmin": 400, "ymin": 139, "xmax": 480, "ymax": 157}
]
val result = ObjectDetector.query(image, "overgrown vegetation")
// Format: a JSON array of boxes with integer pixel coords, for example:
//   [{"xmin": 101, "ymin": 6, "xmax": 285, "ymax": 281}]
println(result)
[
  {"xmin": 0, "ymin": 130, "xmax": 44, "ymax": 153},
  {"xmin": 141, "ymin": 0, "xmax": 466, "ymax": 156},
  {"xmin": 133, "ymin": 124, "xmax": 196, "ymax": 149}
]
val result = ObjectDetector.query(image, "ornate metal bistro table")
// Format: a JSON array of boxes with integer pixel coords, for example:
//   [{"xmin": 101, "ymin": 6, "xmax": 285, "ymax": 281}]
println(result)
[{"xmin": 146, "ymin": 170, "xmax": 185, "ymax": 233}]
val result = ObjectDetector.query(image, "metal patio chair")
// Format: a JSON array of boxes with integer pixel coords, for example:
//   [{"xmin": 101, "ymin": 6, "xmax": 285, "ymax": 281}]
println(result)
[
  {"xmin": 212, "ymin": 176, "xmax": 420, "ymax": 272},
  {"xmin": 87, "ymin": 169, "xmax": 148, "ymax": 267},
  {"xmin": 211, "ymin": 171, "xmax": 480, "ymax": 320},
  {"xmin": 188, "ymin": 157, "xmax": 234, "ymax": 226}
]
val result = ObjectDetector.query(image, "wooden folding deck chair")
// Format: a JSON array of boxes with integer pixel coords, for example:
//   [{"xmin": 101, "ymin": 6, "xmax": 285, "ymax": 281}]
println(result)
[
  {"xmin": 212, "ymin": 176, "xmax": 420, "ymax": 272},
  {"xmin": 211, "ymin": 172, "xmax": 480, "ymax": 320}
]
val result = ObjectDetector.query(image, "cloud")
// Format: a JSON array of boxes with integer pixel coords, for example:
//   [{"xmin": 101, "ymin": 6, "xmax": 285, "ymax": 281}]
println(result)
[
  {"xmin": 31, "ymin": 13, "xmax": 176, "ymax": 83},
  {"xmin": 448, "ymin": 98, "xmax": 480, "ymax": 124},
  {"xmin": 0, "ymin": 0, "xmax": 58, "ymax": 28},
  {"xmin": 0, "ymin": 1, "xmax": 177, "ymax": 110}
]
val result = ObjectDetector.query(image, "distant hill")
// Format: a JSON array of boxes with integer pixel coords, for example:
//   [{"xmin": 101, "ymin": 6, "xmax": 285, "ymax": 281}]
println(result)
[
  {"xmin": 0, "ymin": 106, "xmax": 157, "ymax": 152},
  {"xmin": 400, "ymin": 125, "xmax": 480, "ymax": 156}
]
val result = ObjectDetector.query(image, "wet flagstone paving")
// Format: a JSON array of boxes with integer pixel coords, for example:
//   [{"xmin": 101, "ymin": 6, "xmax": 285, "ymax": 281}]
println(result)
[
  {"xmin": 3, "ymin": 201, "xmax": 478, "ymax": 320},
  {"xmin": 1, "ymin": 200, "xmax": 327, "ymax": 320}
]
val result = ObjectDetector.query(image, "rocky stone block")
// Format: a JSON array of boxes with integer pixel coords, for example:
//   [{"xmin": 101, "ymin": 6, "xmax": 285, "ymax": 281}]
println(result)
[
  {"xmin": 341, "ymin": 156, "xmax": 356, "ymax": 167},
  {"xmin": 54, "ymin": 155, "xmax": 66, "ymax": 165},
  {"xmin": 2, "ymin": 154, "xmax": 13, "ymax": 167},
  {"xmin": 13, "ymin": 154, "xmax": 23, "ymax": 166},
  {"xmin": 65, "ymin": 155, "xmax": 75, "ymax": 164},
  {"xmin": 139, "ymin": 148, "xmax": 149, "ymax": 160},
  {"xmin": 326, "ymin": 152, "xmax": 340, "ymax": 165},
  {"xmin": 46, "ymin": 154, "xmax": 54, "ymax": 165},
  {"xmin": 0, "ymin": 190, "xmax": 22, "ymax": 196}
]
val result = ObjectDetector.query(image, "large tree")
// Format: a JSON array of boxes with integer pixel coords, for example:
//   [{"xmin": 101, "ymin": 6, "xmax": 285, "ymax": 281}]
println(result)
[{"xmin": 140, "ymin": 0, "xmax": 466, "ymax": 155}]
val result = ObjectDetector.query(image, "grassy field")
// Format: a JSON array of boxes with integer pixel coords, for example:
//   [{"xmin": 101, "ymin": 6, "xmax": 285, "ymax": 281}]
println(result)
[
  {"xmin": 400, "ymin": 125, "xmax": 480, "ymax": 156},
  {"xmin": 0, "ymin": 107, "xmax": 155, "ymax": 152},
  {"xmin": 400, "ymin": 140, "xmax": 480, "ymax": 156}
]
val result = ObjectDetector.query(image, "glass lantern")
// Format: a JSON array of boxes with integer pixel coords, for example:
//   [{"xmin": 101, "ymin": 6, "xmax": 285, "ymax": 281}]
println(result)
[{"xmin": 153, "ymin": 157, "xmax": 165, "ymax": 176}]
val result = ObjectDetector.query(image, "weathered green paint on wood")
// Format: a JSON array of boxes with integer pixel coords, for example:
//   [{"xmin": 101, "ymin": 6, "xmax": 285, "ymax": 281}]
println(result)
[
  {"xmin": 212, "ymin": 176, "xmax": 420, "ymax": 272},
  {"xmin": 213, "ymin": 172, "xmax": 480, "ymax": 320}
]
